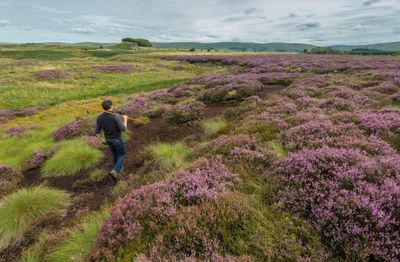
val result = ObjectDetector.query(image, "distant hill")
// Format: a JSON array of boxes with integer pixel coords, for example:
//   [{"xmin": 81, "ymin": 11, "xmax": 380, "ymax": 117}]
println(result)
[
  {"xmin": 330, "ymin": 42, "xmax": 400, "ymax": 52},
  {"xmin": 153, "ymin": 42, "xmax": 316, "ymax": 52},
  {"xmin": 2, "ymin": 41, "xmax": 400, "ymax": 53},
  {"xmin": 153, "ymin": 41, "xmax": 400, "ymax": 52}
]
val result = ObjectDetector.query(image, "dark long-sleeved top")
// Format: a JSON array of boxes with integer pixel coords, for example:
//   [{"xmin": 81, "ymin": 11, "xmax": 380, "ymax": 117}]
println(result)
[{"xmin": 95, "ymin": 112, "xmax": 126, "ymax": 140}]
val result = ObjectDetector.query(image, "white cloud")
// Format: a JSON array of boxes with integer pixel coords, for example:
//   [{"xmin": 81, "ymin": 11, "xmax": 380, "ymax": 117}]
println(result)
[
  {"xmin": 71, "ymin": 26, "xmax": 96, "ymax": 33},
  {"xmin": 0, "ymin": 0, "xmax": 399, "ymax": 44},
  {"xmin": 0, "ymin": 19, "xmax": 10, "ymax": 27}
]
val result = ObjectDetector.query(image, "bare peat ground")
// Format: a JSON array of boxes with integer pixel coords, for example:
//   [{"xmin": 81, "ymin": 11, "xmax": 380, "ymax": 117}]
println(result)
[{"xmin": 1, "ymin": 84, "xmax": 285, "ymax": 261}]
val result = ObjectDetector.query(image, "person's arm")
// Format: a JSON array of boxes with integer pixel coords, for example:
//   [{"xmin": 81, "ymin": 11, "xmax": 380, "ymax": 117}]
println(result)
[
  {"xmin": 96, "ymin": 134, "xmax": 106, "ymax": 145},
  {"xmin": 122, "ymin": 115, "xmax": 128, "ymax": 129},
  {"xmin": 95, "ymin": 116, "xmax": 106, "ymax": 145},
  {"xmin": 115, "ymin": 114, "xmax": 127, "ymax": 131}
]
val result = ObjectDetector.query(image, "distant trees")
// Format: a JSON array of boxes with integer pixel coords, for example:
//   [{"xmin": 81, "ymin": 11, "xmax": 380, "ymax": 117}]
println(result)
[
  {"xmin": 308, "ymin": 47, "xmax": 340, "ymax": 54},
  {"xmin": 121, "ymin": 38, "xmax": 152, "ymax": 47},
  {"xmin": 306, "ymin": 46, "xmax": 400, "ymax": 56},
  {"xmin": 349, "ymin": 48, "xmax": 399, "ymax": 55}
]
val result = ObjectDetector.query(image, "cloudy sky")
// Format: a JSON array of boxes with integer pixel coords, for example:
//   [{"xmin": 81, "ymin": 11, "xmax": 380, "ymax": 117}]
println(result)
[{"xmin": 0, "ymin": 0, "xmax": 399, "ymax": 44}]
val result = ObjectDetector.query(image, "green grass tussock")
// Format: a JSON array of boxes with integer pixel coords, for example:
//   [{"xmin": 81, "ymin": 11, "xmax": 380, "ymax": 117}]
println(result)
[
  {"xmin": 202, "ymin": 118, "xmax": 227, "ymax": 137},
  {"xmin": 41, "ymin": 140, "xmax": 103, "ymax": 177},
  {"xmin": 238, "ymin": 120, "xmax": 280, "ymax": 142},
  {"xmin": 383, "ymin": 132, "xmax": 400, "ymax": 151},
  {"xmin": 144, "ymin": 142, "xmax": 189, "ymax": 172},
  {"xmin": 46, "ymin": 211, "xmax": 109, "ymax": 262},
  {"xmin": 89, "ymin": 168, "xmax": 108, "ymax": 182},
  {"xmin": 0, "ymin": 186, "xmax": 70, "ymax": 250}
]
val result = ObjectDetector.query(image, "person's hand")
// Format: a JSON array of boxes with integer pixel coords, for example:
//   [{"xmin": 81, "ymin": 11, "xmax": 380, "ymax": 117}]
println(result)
[{"xmin": 122, "ymin": 115, "xmax": 128, "ymax": 121}]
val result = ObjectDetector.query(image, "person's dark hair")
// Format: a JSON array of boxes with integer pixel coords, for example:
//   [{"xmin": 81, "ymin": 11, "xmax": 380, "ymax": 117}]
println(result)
[{"xmin": 102, "ymin": 100, "xmax": 112, "ymax": 111}]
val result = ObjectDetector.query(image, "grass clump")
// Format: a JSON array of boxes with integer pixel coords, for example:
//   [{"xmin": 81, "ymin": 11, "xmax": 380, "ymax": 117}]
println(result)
[
  {"xmin": 0, "ymin": 186, "xmax": 70, "ymax": 250},
  {"xmin": 144, "ymin": 142, "xmax": 189, "ymax": 172},
  {"xmin": 383, "ymin": 132, "xmax": 400, "ymax": 151},
  {"xmin": 202, "ymin": 118, "xmax": 227, "ymax": 137},
  {"xmin": 135, "ymin": 115, "xmax": 151, "ymax": 124},
  {"xmin": 42, "ymin": 140, "xmax": 103, "ymax": 177},
  {"xmin": 46, "ymin": 211, "xmax": 109, "ymax": 262},
  {"xmin": 89, "ymin": 168, "xmax": 108, "ymax": 182},
  {"xmin": 238, "ymin": 120, "xmax": 280, "ymax": 142}
]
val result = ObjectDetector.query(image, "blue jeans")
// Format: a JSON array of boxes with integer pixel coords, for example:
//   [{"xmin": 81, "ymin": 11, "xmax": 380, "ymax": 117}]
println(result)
[{"xmin": 106, "ymin": 138, "xmax": 125, "ymax": 173}]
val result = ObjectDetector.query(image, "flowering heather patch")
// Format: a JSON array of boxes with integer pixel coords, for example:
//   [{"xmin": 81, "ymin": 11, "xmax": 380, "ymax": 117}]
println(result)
[
  {"xmin": 168, "ymin": 84, "xmax": 199, "ymax": 98},
  {"xmin": 282, "ymin": 120, "xmax": 395, "ymax": 155},
  {"xmin": 35, "ymin": 69, "xmax": 69, "ymax": 80},
  {"xmin": 52, "ymin": 117, "xmax": 96, "ymax": 141},
  {"xmin": 209, "ymin": 135, "xmax": 257, "ymax": 156},
  {"xmin": 6, "ymin": 126, "xmax": 27, "ymax": 136},
  {"xmin": 136, "ymin": 193, "xmax": 326, "ymax": 261},
  {"xmin": 286, "ymin": 111, "xmax": 328, "ymax": 127},
  {"xmin": 246, "ymin": 111, "xmax": 289, "ymax": 129},
  {"xmin": 209, "ymin": 133, "xmax": 275, "ymax": 172},
  {"xmin": 82, "ymin": 135, "xmax": 103, "ymax": 149},
  {"xmin": 264, "ymin": 97, "xmax": 298, "ymax": 115},
  {"xmin": 277, "ymin": 148, "xmax": 400, "ymax": 260},
  {"xmin": 333, "ymin": 86, "xmax": 374, "ymax": 104},
  {"xmin": 116, "ymin": 97, "xmax": 158, "ymax": 117},
  {"xmin": 257, "ymin": 72, "xmax": 296, "ymax": 85},
  {"xmin": 91, "ymin": 157, "xmax": 238, "ymax": 260},
  {"xmin": 371, "ymin": 81, "xmax": 399, "ymax": 94},
  {"xmin": 391, "ymin": 92, "xmax": 400, "ymax": 104},
  {"xmin": 136, "ymin": 253, "xmax": 252, "ymax": 262},
  {"xmin": 92, "ymin": 64, "xmax": 133, "ymax": 73},
  {"xmin": 23, "ymin": 149, "xmax": 49, "ymax": 171},
  {"xmin": 73, "ymin": 53, "xmax": 400, "ymax": 260},
  {"xmin": 228, "ymin": 146, "xmax": 274, "ymax": 173},
  {"xmin": 329, "ymin": 111, "xmax": 361, "ymax": 125},
  {"xmin": 359, "ymin": 109, "xmax": 400, "ymax": 135},
  {"xmin": 163, "ymin": 100, "xmax": 205, "ymax": 125},
  {"xmin": 293, "ymin": 95, "xmax": 325, "ymax": 109},
  {"xmin": 0, "ymin": 107, "xmax": 44, "ymax": 123},
  {"xmin": 194, "ymin": 73, "xmax": 265, "ymax": 104},
  {"xmin": 320, "ymin": 96, "xmax": 359, "ymax": 112},
  {"xmin": 148, "ymin": 89, "xmax": 176, "ymax": 103}
]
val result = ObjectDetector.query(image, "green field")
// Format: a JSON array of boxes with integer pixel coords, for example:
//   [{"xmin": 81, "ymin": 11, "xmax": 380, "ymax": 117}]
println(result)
[
  {"xmin": 0, "ymin": 46, "xmax": 222, "ymax": 109},
  {"xmin": 0, "ymin": 45, "xmax": 224, "ymax": 167}
]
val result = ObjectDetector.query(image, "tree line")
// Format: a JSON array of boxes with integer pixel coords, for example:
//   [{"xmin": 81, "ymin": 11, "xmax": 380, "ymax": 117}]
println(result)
[{"xmin": 304, "ymin": 47, "xmax": 400, "ymax": 56}]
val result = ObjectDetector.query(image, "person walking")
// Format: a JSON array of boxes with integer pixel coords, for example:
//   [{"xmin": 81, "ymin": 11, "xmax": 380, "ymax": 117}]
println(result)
[{"xmin": 95, "ymin": 100, "xmax": 128, "ymax": 181}]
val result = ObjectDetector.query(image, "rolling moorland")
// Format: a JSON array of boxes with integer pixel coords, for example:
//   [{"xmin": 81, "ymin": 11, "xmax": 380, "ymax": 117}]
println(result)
[
  {"xmin": 0, "ymin": 45, "xmax": 399, "ymax": 261},
  {"xmin": 152, "ymin": 41, "xmax": 400, "ymax": 52}
]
